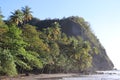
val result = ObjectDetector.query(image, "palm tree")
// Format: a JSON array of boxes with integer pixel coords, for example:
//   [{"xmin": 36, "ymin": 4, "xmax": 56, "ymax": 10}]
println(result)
[
  {"xmin": 22, "ymin": 6, "xmax": 32, "ymax": 23},
  {"xmin": 10, "ymin": 9, "xmax": 23, "ymax": 25}
]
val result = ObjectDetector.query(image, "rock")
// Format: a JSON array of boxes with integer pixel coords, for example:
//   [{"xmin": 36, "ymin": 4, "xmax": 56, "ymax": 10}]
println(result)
[{"xmin": 29, "ymin": 16, "xmax": 114, "ymax": 71}]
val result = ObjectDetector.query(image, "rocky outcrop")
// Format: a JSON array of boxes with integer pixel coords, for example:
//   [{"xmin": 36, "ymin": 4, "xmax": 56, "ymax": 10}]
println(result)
[
  {"xmin": 29, "ymin": 16, "xmax": 114, "ymax": 71},
  {"xmin": 59, "ymin": 18, "xmax": 114, "ymax": 70}
]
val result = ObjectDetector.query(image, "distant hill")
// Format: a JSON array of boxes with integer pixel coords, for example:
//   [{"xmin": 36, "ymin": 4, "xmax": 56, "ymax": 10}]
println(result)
[{"xmin": 29, "ymin": 16, "xmax": 114, "ymax": 71}]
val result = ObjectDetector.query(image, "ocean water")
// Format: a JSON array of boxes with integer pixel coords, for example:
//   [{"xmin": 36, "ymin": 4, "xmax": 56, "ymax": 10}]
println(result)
[{"xmin": 62, "ymin": 70, "xmax": 120, "ymax": 80}]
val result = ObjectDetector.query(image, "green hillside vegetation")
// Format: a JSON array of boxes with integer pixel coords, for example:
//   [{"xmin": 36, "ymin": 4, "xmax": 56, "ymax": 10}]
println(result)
[
  {"xmin": 0, "ymin": 6, "xmax": 113, "ymax": 76},
  {"xmin": 30, "ymin": 16, "xmax": 113, "ymax": 71}
]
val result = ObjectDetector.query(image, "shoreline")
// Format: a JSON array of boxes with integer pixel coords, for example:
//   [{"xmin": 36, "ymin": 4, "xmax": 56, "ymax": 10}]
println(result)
[
  {"xmin": 0, "ymin": 70, "xmax": 116, "ymax": 80},
  {"xmin": 0, "ymin": 73, "xmax": 80, "ymax": 80}
]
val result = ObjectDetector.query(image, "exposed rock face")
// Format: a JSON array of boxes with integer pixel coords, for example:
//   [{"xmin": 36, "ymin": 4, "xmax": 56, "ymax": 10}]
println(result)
[
  {"xmin": 59, "ymin": 18, "xmax": 114, "ymax": 70},
  {"xmin": 30, "ymin": 16, "xmax": 114, "ymax": 71},
  {"xmin": 92, "ymin": 48, "xmax": 114, "ymax": 70}
]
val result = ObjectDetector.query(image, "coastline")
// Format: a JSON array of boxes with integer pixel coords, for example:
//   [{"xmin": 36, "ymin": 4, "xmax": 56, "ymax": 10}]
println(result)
[
  {"xmin": 0, "ymin": 70, "xmax": 118, "ymax": 80},
  {"xmin": 0, "ymin": 73, "xmax": 80, "ymax": 80}
]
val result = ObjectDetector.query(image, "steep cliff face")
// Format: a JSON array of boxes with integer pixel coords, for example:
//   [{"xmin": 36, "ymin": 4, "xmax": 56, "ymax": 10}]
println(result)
[
  {"xmin": 29, "ymin": 16, "xmax": 114, "ymax": 71},
  {"xmin": 59, "ymin": 18, "xmax": 114, "ymax": 70}
]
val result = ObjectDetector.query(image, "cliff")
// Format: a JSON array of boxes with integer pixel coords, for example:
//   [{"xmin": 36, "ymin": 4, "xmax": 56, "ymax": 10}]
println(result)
[{"xmin": 29, "ymin": 16, "xmax": 114, "ymax": 71}]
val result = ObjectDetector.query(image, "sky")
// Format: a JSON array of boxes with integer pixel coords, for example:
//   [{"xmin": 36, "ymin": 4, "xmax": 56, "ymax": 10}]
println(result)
[{"xmin": 0, "ymin": 0, "xmax": 120, "ymax": 69}]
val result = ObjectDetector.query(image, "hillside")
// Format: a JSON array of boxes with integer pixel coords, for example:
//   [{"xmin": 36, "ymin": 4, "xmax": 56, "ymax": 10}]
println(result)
[
  {"xmin": 29, "ymin": 16, "xmax": 114, "ymax": 71},
  {"xmin": 0, "ymin": 6, "xmax": 114, "ymax": 76}
]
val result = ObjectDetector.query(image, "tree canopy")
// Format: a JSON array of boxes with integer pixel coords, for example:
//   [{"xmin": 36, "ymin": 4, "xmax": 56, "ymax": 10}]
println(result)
[{"xmin": 0, "ymin": 6, "xmax": 100, "ymax": 76}]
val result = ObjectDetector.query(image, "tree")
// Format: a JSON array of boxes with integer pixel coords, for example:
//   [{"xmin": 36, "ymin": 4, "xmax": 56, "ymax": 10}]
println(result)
[
  {"xmin": 0, "ymin": 8, "xmax": 4, "ymax": 22},
  {"xmin": 0, "ymin": 49, "xmax": 17, "ymax": 76},
  {"xmin": 22, "ymin": 24, "xmax": 49, "ymax": 71},
  {"xmin": 0, "ymin": 24, "xmax": 43, "ymax": 76},
  {"xmin": 42, "ymin": 22, "xmax": 61, "ymax": 41},
  {"xmin": 76, "ymin": 41, "xmax": 92, "ymax": 71},
  {"xmin": 0, "ymin": 8, "xmax": 5, "ymax": 27},
  {"xmin": 10, "ymin": 9, "xmax": 23, "ymax": 25},
  {"xmin": 22, "ymin": 6, "xmax": 32, "ymax": 23},
  {"xmin": 0, "ymin": 7, "xmax": 100, "ymax": 75},
  {"xmin": 0, "ymin": 24, "xmax": 24, "ymax": 76},
  {"xmin": 22, "ymin": 24, "xmax": 47, "ymax": 52}
]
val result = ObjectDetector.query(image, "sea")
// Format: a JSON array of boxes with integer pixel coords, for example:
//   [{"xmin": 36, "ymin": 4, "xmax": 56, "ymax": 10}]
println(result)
[{"xmin": 62, "ymin": 70, "xmax": 120, "ymax": 80}]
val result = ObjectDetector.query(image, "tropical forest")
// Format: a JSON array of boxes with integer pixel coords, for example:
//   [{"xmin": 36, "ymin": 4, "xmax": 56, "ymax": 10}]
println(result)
[{"xmin": 0, "ymin": 6, "xmax": 113, "ymax": 76}]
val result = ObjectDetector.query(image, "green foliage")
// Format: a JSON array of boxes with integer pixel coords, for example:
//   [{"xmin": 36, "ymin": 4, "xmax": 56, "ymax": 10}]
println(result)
[
  {"xmin": 0, "ymin": 8, "xmax": 4, "ymax": 20},
  {"xmin": 0, "ymin": 7, "xmax": 101, "ymax": 76},
  {"xmin": 9, "ymin": 6, "xmax": 33, "ymax": 25},
  {"xmin": 10, "ymin": 9, "xmax": 23, "ymax": 25},
  {"xmin": 0, "ymin": 49, "xmax": 17, "ymax": 76},
  {"xmin": 22, "ymin": 24, "xmax": 48, "ymax": 52},
  {"xmin": 16, "ymin": 48, "xmax": 43, "ymax": 70},
  {"xmin": 22, "ymin": 6, "xmax": 32, "ymax": 22},
  {"xmin": 68, "ymin": 16, "xmax": 91, "ymax": 31},
  {"xmin": 67, "ymin": 38, "xmax": 92, "ymax": 71},
  {"xmin": 0, "ymin": 23, "xmax": 43, "ymax": 76},
  {"xmin": 42, "ymin": 22, "xmax": 61, "ymax": 41},
  {"xmin": 2, "ymin": 24, "xmax": 26, "ymax": 50},
  {"xmin": 93, "ymin": 47, "xmax": 99, "ymax": 54}
]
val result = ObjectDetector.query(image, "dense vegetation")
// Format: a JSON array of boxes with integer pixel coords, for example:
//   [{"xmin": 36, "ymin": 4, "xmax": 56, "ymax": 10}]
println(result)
[{"xmin": 0, "ymin": 6, "xmax": 113, "ymax": 76}]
